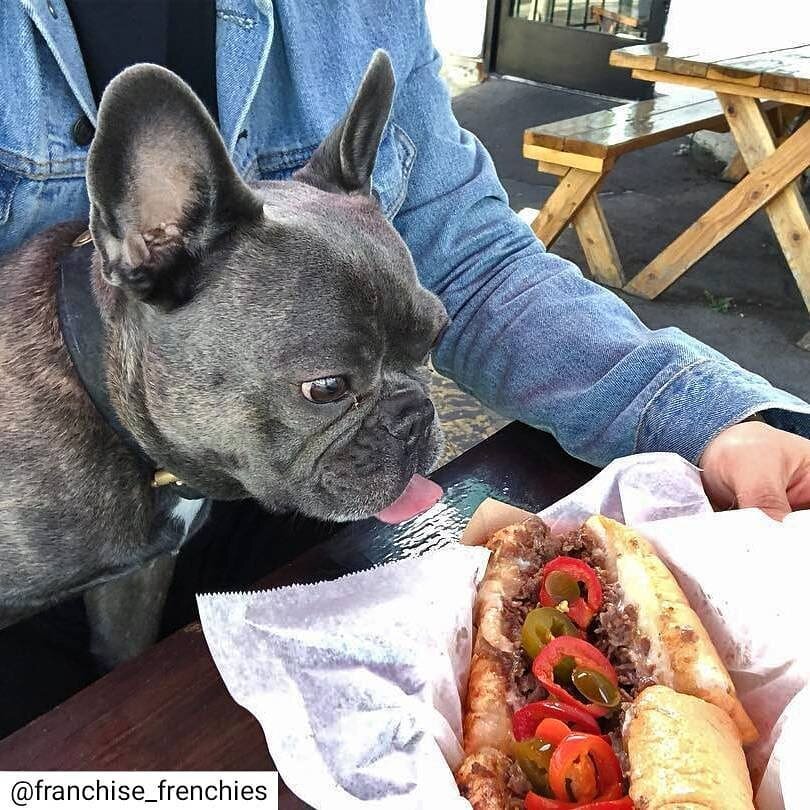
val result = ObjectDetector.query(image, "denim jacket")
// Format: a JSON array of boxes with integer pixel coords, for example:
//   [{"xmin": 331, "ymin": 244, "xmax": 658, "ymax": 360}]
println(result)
[{"xmin": 2, "ymin": 0, "xmax": 809, "ymax": 467}]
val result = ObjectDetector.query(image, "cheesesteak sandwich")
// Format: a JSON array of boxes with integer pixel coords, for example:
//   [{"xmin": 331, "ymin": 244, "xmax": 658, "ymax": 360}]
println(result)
[{"xmin": 456, "ymin": 516, "xmax": 757, "ymax": 810}]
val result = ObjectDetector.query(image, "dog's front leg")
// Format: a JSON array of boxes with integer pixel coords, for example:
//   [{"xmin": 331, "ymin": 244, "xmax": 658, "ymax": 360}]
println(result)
[{"xmin": 84, "ymin": 554, "xmax": 176, "ymax": 669}]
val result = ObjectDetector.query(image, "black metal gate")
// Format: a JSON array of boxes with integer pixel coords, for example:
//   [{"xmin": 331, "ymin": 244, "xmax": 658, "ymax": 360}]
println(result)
[{"xmin": 484, "ymin": 0, "xmax": 670, "ymax": 99}]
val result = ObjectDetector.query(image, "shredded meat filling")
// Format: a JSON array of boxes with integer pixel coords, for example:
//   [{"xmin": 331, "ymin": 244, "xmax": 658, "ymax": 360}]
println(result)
[
  {"xmin": 506, "ymin": 760, "xmax": 532, "ymax": 797},
  {"xmin": 502, "ymin": 525, "xmax": 654, "ymax": 786},
  {"xmin": 558, "ymin": 529, "xmax": 655, "ymax": 697},
  {"xmin": 502, "ymin": 524, "xmax": 564, "ymax": 710},
  {"xmin": 593, "ymin": 584, "xmax": 656, "ymax": 696}
]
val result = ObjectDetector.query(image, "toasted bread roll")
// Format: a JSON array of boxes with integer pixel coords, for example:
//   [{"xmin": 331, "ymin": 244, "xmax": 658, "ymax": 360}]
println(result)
[
  {"xmin": 463, "ymin": 518, "xmax": 547, "ymax": 756},
  {"xmin": 455, "ymin": 747, "xmax": 515, "ymax": 810},
  {"xmin": 625, "ymin": 685, "xmax": 754, "ymax": 810},
  {"xmin": 475, "ymin": 518, "xmax": 547, "ymax": 654},
  {"xmin": 585, "ymin": 516, "xmax": 757, "ymax": 744},
  {"xmin": 464, "ymin": 638, "xmax": 513, "ymax": 757}
]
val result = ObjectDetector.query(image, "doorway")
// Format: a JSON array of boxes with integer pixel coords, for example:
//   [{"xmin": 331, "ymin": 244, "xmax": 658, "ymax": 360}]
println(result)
[{"xmin": 484, "ymin": 0, "xmax": 671, "ymax": 98}]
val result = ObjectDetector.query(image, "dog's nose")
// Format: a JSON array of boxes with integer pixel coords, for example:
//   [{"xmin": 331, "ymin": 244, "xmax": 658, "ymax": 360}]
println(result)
[
  {"xmin": 406, "ymin": 401, "xmax": 435, "ymax": 447},
  {"xmin": 380, "ymin": 391, "xmax": 435, "ymax": 445}
]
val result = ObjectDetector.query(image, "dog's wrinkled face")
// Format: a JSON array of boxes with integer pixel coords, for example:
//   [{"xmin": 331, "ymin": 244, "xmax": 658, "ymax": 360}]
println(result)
[{"xmin": 85, "ymin": 53, "xmax": 447, "ymax": 520}]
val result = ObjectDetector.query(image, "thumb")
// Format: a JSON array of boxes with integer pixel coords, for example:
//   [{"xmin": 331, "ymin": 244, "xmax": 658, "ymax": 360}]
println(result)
[{"xmin": 734, "ymin": 485, "xmax": 792, "ymax": 521}]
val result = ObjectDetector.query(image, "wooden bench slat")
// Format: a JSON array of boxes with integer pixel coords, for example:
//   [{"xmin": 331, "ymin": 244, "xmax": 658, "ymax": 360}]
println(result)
[
  {"xmin": 630, "ymin": 67, "xmax": 810, "ymax": 107},
  {"xmin": 656, "ymin": 54, "xmax": 713, "ymax": 79},
  {"xmin": 591, "ymin": 7, "xmax": 641, "ymax": 35},
  {"xmin": 525, "ymin": 93, "xmax": 709, "ymax": 144},
  {"xmin": 762, "ymin": 67, "xmax": 810, "ymax": 96},
  {"xmin": 652, "ymin": 46, "xmax": 777, "ymax": 79},
  {"xmin": 523, "ymin": 97, "xmax": 709, "ymax": 155},
  {"xmin": 611, "ymin": 42, "xmax": 810, "ymax": 87},
  {"xmin": 710, "ymin": 49, "xmax": 810, "ymax": 95},
  {"xmin": 524, "ymin": 96, "xmax": 727, "ymax": 159},
  {"xmin": 568, "ymin": 100, "xmax": 729, "ymax": 158},
  {"xmin": 523, "ymin": 145, "xmax": 606, "ymax": 173},
  {"xmin": 714, "ymin": 46, "xmax": 810, "ymax": 74},
  {"xmin": 609, "ymin": 42, "xmax": 673, "ymax": 71}
]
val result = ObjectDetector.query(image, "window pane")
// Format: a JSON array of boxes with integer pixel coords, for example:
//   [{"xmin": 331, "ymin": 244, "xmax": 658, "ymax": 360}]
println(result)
[{"xmin": 511, "ymin": 0, "xmax": 650, "ymax": 39}]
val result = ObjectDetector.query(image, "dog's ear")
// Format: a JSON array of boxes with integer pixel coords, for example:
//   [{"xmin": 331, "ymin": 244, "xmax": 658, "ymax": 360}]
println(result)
[
  {"xmin": 87, "ymin": 64, "xmax": 262, "ymax": 308},
  {"xmin": 294, "ymin": 50, "xmax": 395, "ymax": 195}
]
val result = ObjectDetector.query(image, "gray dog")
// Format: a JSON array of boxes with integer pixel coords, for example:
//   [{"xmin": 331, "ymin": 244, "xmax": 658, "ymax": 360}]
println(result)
[{"xmin": 0, "ymin": 51, "xmax": 447, "ymax": 667}]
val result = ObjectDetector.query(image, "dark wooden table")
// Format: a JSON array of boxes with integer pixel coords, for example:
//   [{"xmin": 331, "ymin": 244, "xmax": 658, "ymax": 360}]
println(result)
[{"xmin": 0, "ymin": 423, "xmax": 596, "ymax": 807}]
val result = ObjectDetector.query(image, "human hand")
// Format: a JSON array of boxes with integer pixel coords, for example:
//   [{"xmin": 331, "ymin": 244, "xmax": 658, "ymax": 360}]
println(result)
[{"xmin": 700, "ymin": 421, "xmax": 810, "ymax": 521}]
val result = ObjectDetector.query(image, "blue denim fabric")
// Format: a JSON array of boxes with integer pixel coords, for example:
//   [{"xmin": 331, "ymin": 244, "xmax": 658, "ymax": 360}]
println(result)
[{"xmin": 2, "ymin": 0, "xmax": 809, "ymax": 467}]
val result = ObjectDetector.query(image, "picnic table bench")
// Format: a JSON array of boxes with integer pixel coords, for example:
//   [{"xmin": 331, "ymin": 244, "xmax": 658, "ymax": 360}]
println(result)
[
  {"xmin": 521, "ymin": 93, "xmax": 731, "ymax": 288},
  {"xmin": 591, "ymin": 6, "xmax": 645, "ymax": 36},
  {"xmin": 612, "ymin": 42, "xmax": 810, "ymax": 309},
  {"xmin": 521, "ymin": 42, "xmax": 810, "ymax": 345}
]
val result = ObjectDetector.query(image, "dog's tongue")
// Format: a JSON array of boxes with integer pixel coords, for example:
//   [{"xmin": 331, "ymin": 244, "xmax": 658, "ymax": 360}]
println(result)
[{"xmin": 375, "ymin": 474, "xmax": 443, "ymax": 524}]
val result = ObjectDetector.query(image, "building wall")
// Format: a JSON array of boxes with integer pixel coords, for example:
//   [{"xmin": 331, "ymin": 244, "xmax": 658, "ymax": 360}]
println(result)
[{"xmin": 426, "ymin": 0, "xmax": 487, "ymax": 59}]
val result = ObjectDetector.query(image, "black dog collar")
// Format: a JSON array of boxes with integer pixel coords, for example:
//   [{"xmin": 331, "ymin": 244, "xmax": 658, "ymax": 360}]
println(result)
[{"xmin": 56, "ymin": 229, "xmax": 204, "ymax": 501}]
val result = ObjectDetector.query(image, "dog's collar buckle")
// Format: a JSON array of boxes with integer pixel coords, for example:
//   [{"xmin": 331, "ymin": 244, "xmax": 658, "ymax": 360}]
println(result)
[
  {"xmin": 72, "ymin": 229, "xmax": 93, "ymax": 247},
  {"xmin": 151, "ymin": 469, "xmax": 205, "ymax": 500},
  {"xmin": 152, "ymin": 469, "xmax": 183, "ymax": 488}
]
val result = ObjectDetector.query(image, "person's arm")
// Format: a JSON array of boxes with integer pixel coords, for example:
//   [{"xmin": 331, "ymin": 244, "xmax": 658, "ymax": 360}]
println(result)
[{"xmin": 391, "ymin": 6, "xmax": 810, "ymax": 476}]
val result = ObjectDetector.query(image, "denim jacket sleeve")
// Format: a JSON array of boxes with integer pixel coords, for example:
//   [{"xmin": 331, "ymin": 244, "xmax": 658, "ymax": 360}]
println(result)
[{"xmin": 390, "ymin": 8, "xmax": 810, "ymax": 468}]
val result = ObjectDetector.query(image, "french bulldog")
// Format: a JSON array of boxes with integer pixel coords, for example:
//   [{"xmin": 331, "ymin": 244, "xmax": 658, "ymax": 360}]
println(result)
[{"xmin": 0, "ymin": 51, "xmax": 447, "ymax": 667}]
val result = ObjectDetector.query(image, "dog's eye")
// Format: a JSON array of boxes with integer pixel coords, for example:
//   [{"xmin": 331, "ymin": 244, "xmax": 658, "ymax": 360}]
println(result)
[{"xmin": 301, "ymin": 376, "xmax": 350, "ymax": 404}]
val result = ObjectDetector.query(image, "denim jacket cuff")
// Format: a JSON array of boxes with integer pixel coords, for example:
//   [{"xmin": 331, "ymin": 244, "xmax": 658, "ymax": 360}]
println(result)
[{"xmin": 635, "ymin": 358, "xmax": 810, "ymax": 464}]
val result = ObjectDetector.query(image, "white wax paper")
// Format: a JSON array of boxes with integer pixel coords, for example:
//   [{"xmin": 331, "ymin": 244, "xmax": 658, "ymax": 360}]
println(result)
[
  {"xmin": 198, "ymin": 451, "xmax": 808, "ymax": 809},
  {"xmin": 197, "ymin": 544, "xmax": 491, "ymax": 810},
  {"xmin": 538, "ymin": 453, "xmax": 810, "ymax": 810}
]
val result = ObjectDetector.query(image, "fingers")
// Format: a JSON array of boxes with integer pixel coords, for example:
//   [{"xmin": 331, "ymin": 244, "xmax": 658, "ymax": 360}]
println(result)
[
  {"xmin": 700, "ymin": 421, "xmax": 802, "ymax": 521},
  {"xmin": 732, "ymin": 486, "xmax": 792, "ymax": 522}
]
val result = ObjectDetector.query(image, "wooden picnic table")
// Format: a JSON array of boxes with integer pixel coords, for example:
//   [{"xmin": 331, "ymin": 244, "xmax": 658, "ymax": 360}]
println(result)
[
  {"xmin": 610, "ymin": 42, "xmax": 810, "ymax": 340},
  {"xmin": 0, "ymin": 422, "xmax": 596, "ymax": 808}
]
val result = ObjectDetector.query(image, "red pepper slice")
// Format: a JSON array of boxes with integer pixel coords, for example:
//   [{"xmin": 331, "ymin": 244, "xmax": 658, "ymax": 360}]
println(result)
[
  {"xmin": 534, "ymin": 718, "xmax": 573, "ymax": 746},
  {"xmin": 540, "ymin": 557, "xmax": 603, "ymax": 629},
  {"xmin": 592, "ymin": 785, "xmax": 625, "ymax": 802},
  {"xmin": 532, "ymin": 638, "xmax": 619, "ymax": 718},
  {"xmin": 548, "ymin": 733, "xmax": 623, "ymax": 804},
  {"xmin": 513, "ymin": 700, "xmax": 601, "ymax": 740},
  {"xmin": 525, "ymin": 793, "xmax": 633, "ymax": 810},
  {"xmin": 525, "ymin": 794, "xmax": 575, "ymax": 810},
  {"xmin": 566, "ymin": 749, "xmax": 598, "ymax": 802}
]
